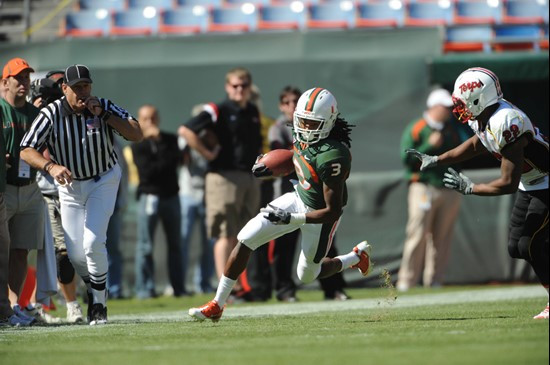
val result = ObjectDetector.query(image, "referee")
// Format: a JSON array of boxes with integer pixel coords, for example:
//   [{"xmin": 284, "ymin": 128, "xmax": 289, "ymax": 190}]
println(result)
[{"xmin": 20, "ymin": 64, "xmax": 142, "ymax": 325}]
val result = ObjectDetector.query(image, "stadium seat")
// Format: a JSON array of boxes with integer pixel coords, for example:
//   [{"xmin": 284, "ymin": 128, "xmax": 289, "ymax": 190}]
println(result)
[
  {"xmin": 307, "ymin": 2, "xmax": 356, "ymax": 29},
  {"xmin": 271, "ymin": 0, "xmax": 320, "ymax": 5},
  {"xmin": 405, "ymin": 1, "xmax": 453, "ymax": 27},
  {"xmin": 127, "ymin": 0, "xmax": 175, "ymax": 10},
  {"xmin": 454, "ymin": 0, "xmax": 502, "ymax": 25},
  {"xmin": 159, "ymin": 7, "xmax": 209, "ymax": 34},
  {"xmin": 208, "ymin": 6, "xmax": 258, "ymax": 33},
  {"xmin": 62, "ymin": 10, "xmax": 111, "ymax": 38},
  {"xmin": 355, "ymin": 2, "xmax": 405, "ymax": 28},
  {"xmin": 492, "ymin": 24, "xmax": 543, "ymax": 51},
  {"xmin": 541, "ymin": 24, "xmax": 549, "ymax": 49},
  {"xmin": 111, "ymin": 8, "xmax": 160, "ymax": 36},
  {"xmin": 175, "ymin": 0, "xmax": 222, "ymax": 9},
  {"xmin": 503, "ymin": 0, "xmax": 547, "ymax": 25},
  {"xmin": 258, "ymin": 4, "xmax": 307, "ymax": 30},
  {"xmin": 443, "ymin": 24, "xmax": 493, "ymax": 52},
  {"xmin": 77, "ymin": 0, "xmax": 126, "ymax": 11},
  {"xmin": 225, "ymin": 0, "xmax": 271, "ymax": 7}
]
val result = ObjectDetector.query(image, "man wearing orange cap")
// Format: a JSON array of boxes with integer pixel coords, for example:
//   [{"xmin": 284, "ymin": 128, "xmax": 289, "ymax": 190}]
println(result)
[{"xmin": 1, "ymin": 57, "xmax": 43, "ymax": 324}]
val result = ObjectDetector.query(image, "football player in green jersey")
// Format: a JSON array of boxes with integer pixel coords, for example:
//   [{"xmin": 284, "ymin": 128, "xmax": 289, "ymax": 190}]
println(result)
[{"xmin": 189, "ymin": 88, "xmax": 374, "ymax": 322}]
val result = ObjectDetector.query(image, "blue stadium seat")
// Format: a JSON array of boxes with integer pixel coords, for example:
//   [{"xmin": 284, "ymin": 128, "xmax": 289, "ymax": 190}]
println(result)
[
  {"xmin": 127, "ymin": 0, "xmax": 175, "ymax": 10},
  {"xmin": 225, "ymin": 0, "xmax": 270, "ymax": 7},
  {"xmin": 271, "ymin": 0, "xmax": 320, "ymax": 5},
  {"xmin": 492, "ymin": 24, "xmax": 543, "ymax": 51},
  {"xmin": 175, "ymin": 0, "xmax": 222, "ymax": 8},
  {"xmin": 541, "ymin": 24, "xmax": 549, "ymax": 49},
  {"xmin": 444, "ymin": 25, "xmax": 493, "ymax": 52},
  {"xmin": 159, "ymin": 7, "xmax": 209, "ymax": 34},
  {"xmin": 307, "ymin": 2, "xmax": 356, "ymax": 29},
  {"xmin": 258, "ymin": 4, "xmax": 307, "ymax": 30},
  {"xmin": 405, "ymin": 1, "xmax": 453, "ymax": 27},
  {"xmin": 454, "ymin": 0, "xmax": 502, "ymax": 25},
  {"xmin": 503, "ymin": 0, "xmax": 547, "ymax": 25},
  {"xmin": 62, "ymin": 10, "xmax": 111, "ymax": 37},
  {"xmin": 77, "ymin": 0, "xmax": 126, "ymax": 11},
  {"xmin": 356, "ymin": 2, "xmax": 405, "ymax": 28},
  {"xmin": 209, "ymin": 6, "xmax": 258, "ymax": 33},
  {"xmin": 111, "ymin": 8, "xmax": 160, "ymax": 36}
]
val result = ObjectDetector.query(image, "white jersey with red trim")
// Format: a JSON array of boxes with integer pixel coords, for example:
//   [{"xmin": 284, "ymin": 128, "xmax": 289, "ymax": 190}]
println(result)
[{"xmin": 468, "ymin": 100, "xmax": 548, "ymax": 191}]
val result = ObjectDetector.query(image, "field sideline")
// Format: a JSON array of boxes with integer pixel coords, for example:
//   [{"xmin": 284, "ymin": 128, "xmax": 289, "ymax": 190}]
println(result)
[{"xmin": 1, "ymin": 284, "xmax": 548, "ymax": 365}]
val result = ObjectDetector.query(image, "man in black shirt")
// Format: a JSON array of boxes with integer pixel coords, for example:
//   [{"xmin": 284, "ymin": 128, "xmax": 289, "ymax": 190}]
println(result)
[
  {"xmin": 131, "ymin": 104, "xmax": 185, "ymax": 298},
  {"xmin": 179, "ymin": 68, "xmax": 262, "ymax": 287}
]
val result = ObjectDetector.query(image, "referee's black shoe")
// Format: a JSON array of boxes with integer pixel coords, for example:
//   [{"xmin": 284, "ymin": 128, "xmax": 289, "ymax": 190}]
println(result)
[{"xmin": 89, "ymin": 304, "xmax": 108, "ymax": 326}]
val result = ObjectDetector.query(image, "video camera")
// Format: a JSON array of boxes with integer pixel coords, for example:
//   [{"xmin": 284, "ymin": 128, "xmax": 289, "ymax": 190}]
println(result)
[{"xmin": 29, "ymin": 77, "xmax": 63, "ymax": 108}]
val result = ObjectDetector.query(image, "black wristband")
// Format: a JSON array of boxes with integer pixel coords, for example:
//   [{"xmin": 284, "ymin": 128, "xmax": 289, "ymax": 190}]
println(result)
[
  {"xmin": 43, "ymin": 161, "xmax": 53, "ymax": 174},
  {"xmin": 99, "ymin": 109, "xmax": 112, "ymax": 122}
]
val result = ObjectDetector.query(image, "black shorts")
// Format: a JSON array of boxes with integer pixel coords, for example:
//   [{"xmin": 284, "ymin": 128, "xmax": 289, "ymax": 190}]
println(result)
[{"xmin": 508, "ymin": 188, "xmax": 549, "ymax": 260}]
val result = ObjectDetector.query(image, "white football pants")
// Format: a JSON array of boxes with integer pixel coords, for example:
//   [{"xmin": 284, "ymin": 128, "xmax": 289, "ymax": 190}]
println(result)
[
  {"xmin": 238, "ymin": 191, "xmax": 341, "ymax": 284},
  {"xmin": 57, "ymin": 164, "xmax": 121, "ymax": 290}
]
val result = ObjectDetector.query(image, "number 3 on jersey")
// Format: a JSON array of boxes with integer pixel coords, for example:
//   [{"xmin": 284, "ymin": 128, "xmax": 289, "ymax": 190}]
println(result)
[{"xmin": 331, "ymin": 163, "xmax": 341, "ymax": 176}]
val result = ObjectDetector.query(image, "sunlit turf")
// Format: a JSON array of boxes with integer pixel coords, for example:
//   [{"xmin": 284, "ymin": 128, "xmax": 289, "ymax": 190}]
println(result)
[{"xmin": 1, "ymin": 285, "xmax": 548, "ymax": 365}]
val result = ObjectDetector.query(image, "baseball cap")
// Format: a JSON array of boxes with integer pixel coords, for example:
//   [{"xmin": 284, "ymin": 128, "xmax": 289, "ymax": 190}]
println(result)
[
  {"xmin": 426, "ymin": 88, "xmax": 453, "ymax": 108},
  {"xmin": 2, "ymin": 57, "xmax": 34, "ymax": 79},
  {"xmin": 64, "ymin": 64, "xmax": 93, "ymax": 86}
]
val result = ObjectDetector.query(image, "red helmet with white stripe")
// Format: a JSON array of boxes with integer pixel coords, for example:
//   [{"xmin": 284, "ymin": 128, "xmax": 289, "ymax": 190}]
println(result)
[
  {"xmin": 293, "ymin": 87, "xmax": 338, "ymax": 144},
  {"xmin": 452, "ymin": 67, "xmax": 503, "ymax": 123}
]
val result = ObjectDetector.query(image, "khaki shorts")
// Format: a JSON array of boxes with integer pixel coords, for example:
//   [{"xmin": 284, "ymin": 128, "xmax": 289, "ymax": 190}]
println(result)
[
  {"xmin": 43, "ymin": 195, "xmax": 66, "ymax": 252},
  {"xmin": 205, "ymin": 170, "xmax": 260, "ymax": 239},
  {"xmin": 5, "ymin": 183, "xmax": 44, "ymax": 250}
]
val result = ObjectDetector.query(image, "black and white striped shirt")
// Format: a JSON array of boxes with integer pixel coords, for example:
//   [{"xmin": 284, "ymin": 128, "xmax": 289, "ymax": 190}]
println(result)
[{"xmin": 20, "ymin": 97, "xmax": 135, "ymax": 179}]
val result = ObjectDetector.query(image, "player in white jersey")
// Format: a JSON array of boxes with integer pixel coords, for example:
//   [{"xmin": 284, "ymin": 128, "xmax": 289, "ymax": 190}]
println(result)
[{"xmin": 407, "ymin": 67, "xmax": 549, "ymax": 319}]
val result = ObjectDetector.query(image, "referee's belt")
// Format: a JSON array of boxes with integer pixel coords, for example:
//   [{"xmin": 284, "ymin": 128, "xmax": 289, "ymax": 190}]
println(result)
[
  {"xmin": 7, "ymin": 179, "xmax": 35, "ymax": 187},
  {"xmin": 73, "ymin": 175, "xmax": 101, "ymax": 182}
]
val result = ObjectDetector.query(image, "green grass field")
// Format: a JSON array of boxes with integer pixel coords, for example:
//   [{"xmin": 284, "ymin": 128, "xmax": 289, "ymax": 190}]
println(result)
[{"xmin": 1, "ymin": 284, "xmax": 548, "ymax": 365}]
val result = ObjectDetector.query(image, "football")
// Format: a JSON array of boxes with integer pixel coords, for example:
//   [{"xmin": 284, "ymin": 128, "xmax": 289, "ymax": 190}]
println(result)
[{"xmin": 258, "ymin": 149, "xmax": 295, "ymax": 177}]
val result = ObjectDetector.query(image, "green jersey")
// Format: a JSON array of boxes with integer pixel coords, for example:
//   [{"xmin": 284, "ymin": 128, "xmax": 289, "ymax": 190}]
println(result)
[
  {"xmin": 0, "ymin": 98, "xmax": 40, "ymax": 185},
  {"xmin": 293, "ymin": 138, "xmax": 351, "ymax": 210}
]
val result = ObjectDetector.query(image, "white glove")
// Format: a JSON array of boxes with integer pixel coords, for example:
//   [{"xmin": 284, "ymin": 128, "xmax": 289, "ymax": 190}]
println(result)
[
  {"xmin": 443, "ymin": 167, "xmax": 474, "ymax": 195},
  {"xmin": 405, "ymin": 148, "xmax": 438, "ymax": 171}
]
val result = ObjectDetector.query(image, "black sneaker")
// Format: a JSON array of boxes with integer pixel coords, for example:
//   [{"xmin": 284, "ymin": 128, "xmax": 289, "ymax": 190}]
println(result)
[{"xmin": 89, "ymin": 304, "xmax": 108, "ymax": 326}]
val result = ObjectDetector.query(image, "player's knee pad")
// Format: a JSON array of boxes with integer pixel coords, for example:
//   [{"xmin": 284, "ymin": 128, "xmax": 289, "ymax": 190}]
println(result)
[{"xmin": 56, "ymin": 251, "xmax": 75, "ymax": 284}]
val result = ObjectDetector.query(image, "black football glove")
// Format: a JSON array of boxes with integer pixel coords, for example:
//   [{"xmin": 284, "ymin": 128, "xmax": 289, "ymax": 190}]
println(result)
[
  {"xmin": 252, "ymin": 154, "xmax": 273, "ymax": 178},
  {"xmin": 260, "ymin": 204, "xmax": 291, "ymax": 225}
]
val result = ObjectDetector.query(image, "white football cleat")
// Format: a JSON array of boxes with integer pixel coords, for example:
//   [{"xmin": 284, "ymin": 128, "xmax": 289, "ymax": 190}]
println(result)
[
  {"xmin": 189, "ymin": 300, "xmax": 224, "ymax": 322},
  {"xmin": 533, "ymin": 303, "xmax": 549, "ymax": 320},
  {"xmin": 351, "ymin": 240, "xmax": 373, "ymax": 277}
]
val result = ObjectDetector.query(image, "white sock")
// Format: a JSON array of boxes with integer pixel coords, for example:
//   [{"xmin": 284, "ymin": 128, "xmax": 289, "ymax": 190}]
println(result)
[
  {"xmin": 335, "ymin": 251, "xmax": 360, "ymax": 271},
  {"xmin": 66, "ymin": 300, "xmax": 79, "ymax": 309},
  {"xmin": 92, "ymin": 289, "xmax": 106, "ymax": 307},
  {"xmin": 214, "ymin": 275, "xmax": 237, "ymax": 307}
]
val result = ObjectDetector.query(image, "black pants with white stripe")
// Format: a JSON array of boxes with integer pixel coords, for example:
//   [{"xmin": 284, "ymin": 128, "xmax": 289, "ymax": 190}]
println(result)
[{"xmin": 508, "ymin": 188, "xmax": 549, "ymax": 287}]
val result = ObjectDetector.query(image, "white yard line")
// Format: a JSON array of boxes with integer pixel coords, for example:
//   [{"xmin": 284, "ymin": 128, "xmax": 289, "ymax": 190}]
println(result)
[{"xmin": 112, "ymin": 285, "xmax": 545, "ymax": 322}]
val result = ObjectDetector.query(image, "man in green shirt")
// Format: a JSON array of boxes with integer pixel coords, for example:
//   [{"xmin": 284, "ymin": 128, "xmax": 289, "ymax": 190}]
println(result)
[
  {"xmin": 1, "ymin": 57, "xmax": 43, "ymax": 322},
  {"xmin": 396, "ymin": 88, "xmax": 466, "ymax": 292}
]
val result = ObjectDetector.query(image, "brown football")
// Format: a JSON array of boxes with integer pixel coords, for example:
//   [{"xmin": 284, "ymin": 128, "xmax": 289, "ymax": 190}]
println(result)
[{"xmin": 258, "ymin": 149, "xmax": 295, "ymax": 177}]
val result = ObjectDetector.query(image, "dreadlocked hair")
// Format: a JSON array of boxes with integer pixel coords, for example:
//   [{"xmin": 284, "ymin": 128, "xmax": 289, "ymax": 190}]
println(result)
[{"xmin": 329, "ymin": 116, "xmax": 354, "ymax": 148}]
